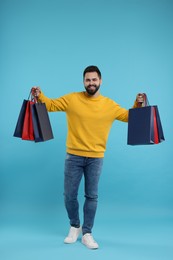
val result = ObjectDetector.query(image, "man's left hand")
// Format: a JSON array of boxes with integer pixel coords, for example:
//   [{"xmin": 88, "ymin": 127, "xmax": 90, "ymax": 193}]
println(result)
[{"xmin": 136, "ymin": 93, "xmax": 145, "ymax": 106}]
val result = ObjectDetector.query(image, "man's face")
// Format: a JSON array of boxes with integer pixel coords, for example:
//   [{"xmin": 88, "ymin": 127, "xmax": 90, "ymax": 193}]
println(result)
[{"xmin": 84, "ymin": 72, "xmax": 102, "ymax": 96}]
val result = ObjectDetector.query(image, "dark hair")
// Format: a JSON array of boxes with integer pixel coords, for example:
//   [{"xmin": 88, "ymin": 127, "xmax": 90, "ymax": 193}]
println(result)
[{"xmin": 83, "ymin": 65, "xmax": 102, "ymax": 79}]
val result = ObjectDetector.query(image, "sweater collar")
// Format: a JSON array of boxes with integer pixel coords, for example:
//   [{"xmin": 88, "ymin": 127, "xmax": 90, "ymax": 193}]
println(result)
[{"xmin": 82, "ymin": 91, "xmax": 103, "ymax": 101}]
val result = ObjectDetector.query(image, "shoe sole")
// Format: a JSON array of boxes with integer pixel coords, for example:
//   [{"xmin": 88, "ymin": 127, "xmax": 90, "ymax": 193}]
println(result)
[{"xmin": 82, "ymin": 240, "xmax": 99, "ymax": 249}]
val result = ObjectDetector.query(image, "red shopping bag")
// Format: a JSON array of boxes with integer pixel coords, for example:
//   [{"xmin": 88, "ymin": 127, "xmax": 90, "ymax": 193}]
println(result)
[
  {"xmin": 153, "ymin": 106, "xmax": 159, "ymax": 144},
  {"xmin": 22, "ymin": 100, "xmax": 35, "ymax": 140}
]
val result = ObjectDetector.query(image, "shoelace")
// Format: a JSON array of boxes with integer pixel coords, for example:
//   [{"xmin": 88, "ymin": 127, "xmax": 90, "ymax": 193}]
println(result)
[
  {"xmin": 68, "ymin": 228, "xmax": 75, "ymax": 238},
  {"xmin": 68, "ymin": 227, "xmax": 80, "ymax": 238}
]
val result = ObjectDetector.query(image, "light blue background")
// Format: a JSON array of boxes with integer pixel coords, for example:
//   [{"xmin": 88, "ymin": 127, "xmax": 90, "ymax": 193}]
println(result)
[{"xmin": 0, "ymin": 0, "xmax": 173, "ymax": 259}]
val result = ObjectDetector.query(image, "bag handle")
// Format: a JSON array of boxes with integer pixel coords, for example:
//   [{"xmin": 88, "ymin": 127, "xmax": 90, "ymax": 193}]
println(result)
[
  {"xmin": 141, "ymin": 93, "xmax": 150, "ymax": 107},
  {"xmin": 28, "ymin": 88, "xmax": 37, "ymax": 103}
]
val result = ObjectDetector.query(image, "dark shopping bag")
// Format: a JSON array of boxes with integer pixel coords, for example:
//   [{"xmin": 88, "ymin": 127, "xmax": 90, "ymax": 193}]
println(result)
[
  {"xmin": 31, "ymin": 104, "xmax": 44, "ymax": 142},
  {"xmin": 32, "ymin": 102, "xmax": 54, "ymax": 141},
  {"xmin": 127, "ymin": 94, "xmax": 165, "ymax": 145},
  {"xmin": 13, "ymin": 99, "xmax": 28, "ymax": 138}
]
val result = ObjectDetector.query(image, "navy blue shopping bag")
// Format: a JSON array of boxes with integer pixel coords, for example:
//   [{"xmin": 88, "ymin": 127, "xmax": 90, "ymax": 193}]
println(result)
[
  {"xmin": 31, "ymin": 102, "xmax": 54, "ymax": 142},
  {"xmin": 127, "ymin": 94, "xmax": 165, "ymax": 145},
  {"xmin": 13, "ymin": 99, "xmax": 28, "ymax": 138},
  {"xmin": 31, "ymin": 104, "xmax": 44, "ymax": 142}
]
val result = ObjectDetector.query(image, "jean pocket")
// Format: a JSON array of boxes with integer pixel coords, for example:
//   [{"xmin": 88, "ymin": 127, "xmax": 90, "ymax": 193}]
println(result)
[
  {"xmin": 65, "ymin": 153, "xmax": 76, "ymax": 160},
  {"xmin": 65, "ymin": 153, "xmax": 71, "ymax": 160}
]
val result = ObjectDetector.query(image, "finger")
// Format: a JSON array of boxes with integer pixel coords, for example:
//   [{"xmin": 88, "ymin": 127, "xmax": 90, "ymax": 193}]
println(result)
[{"xmin": 137, "ymin": 93, "xmax": 143, "ymax": 98}]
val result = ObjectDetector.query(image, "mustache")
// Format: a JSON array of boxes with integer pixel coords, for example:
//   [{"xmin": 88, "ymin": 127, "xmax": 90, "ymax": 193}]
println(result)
[{"xmin": 87, "ymin": 85, "xmax": 97, "ymax": 88}]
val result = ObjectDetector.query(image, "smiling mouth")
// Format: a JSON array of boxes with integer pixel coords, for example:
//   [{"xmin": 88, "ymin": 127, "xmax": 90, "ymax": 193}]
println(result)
[
  {"xmin": 88, "ymin": 85, "xmax": 96, "ymax": 89},
  {"xmin": 85, "ymin": 84, "xmax": 100, "ymax": 96}
]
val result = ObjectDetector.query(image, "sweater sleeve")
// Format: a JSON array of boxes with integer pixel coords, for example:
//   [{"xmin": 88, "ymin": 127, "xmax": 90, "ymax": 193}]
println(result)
[
  {"xmin": 38, "ymin": 92, "xmax": 72, "ymax": 112},
  {"xmin": 114, "ymin": 100, "xmax": 140, "ymax": 122}
]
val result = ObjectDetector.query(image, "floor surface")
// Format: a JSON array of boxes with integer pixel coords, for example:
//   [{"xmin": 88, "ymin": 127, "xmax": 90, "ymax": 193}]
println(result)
[{"xmin": 1, "ymin": 206, "xmax": 173, "ymax": 260}]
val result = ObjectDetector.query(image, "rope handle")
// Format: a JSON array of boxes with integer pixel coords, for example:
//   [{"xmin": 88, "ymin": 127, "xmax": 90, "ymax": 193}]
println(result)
[
  {"xmin": 28, "ymin": 88, "xmax": 38, "ymax": 103},
  {"xmin": 142, "ymin": 93, "xmax": 149, "ymax": 107}
]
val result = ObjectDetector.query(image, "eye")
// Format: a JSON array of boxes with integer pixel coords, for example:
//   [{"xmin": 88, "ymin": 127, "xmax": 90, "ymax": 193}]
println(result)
[{"xmin": 85, "ymin": 79, "xmax": 91, "ymax": 82}]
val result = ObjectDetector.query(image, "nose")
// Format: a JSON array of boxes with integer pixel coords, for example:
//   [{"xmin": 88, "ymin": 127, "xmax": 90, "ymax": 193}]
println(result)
[{"xmin": 90, "ymin": 80, "xmax": 95, "ymax": 85}]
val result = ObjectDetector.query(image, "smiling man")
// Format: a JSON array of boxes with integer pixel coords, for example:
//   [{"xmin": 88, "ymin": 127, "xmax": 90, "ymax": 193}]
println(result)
[
  {"xmin": 32, "ymin": 65, "xmax": 143, "ymax": 249},
  {"xmin": 84, "ymin": 68, "xmax": 102, "ymax": 97}
]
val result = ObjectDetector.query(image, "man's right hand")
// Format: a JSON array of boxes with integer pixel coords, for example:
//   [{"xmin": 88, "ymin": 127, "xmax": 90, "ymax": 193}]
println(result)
[{"xmin": 31, "ymin": 87, "xmax": 41, "ymax": 98}]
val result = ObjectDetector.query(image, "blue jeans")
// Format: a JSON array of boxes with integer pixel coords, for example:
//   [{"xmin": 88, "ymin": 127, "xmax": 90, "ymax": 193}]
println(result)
[{"xmin": 64, "ymin": 153, "xmax": 103, "ymax": 235}]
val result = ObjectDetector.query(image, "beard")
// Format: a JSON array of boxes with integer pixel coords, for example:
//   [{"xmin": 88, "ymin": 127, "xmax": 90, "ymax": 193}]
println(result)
[{"xmin": 85, "ymin": 84, "xmax": 100, "ymax": 96}]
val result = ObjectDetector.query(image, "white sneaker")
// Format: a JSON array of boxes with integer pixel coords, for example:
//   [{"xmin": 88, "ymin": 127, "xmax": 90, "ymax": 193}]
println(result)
[
  {"xmin": 82, "ymin": 233, "xmax": 99, "ymax": 249},
  {"xmin": 64, "ymin": 226, "xmax": 81, "ymax": 244}
]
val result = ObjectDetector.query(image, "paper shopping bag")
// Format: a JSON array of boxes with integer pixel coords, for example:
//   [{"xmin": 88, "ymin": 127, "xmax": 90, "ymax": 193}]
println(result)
[
  {"xmin": 31, "ymin": 104, "xmax": 44, "ymax": 142},
  {"xmin": 127, "ymin": 106, "xmax": 165, "ymax": 145},
  {"xmin": 13, "ymin": 100, "xmax": 28, "ymax": 138},
  {"xmin": 153, "ymin": 106, "xmax": 165, "ymax": 143},
  {"xmin": 22, "ymin": 100, "xmax": 35, "ymax": 140},
  {"xmin": 32, "ymin": 102, "xmax": 54, "ymax": 141}
]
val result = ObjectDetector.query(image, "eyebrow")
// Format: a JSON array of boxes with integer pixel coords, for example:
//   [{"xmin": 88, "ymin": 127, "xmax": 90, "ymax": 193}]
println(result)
[{"xmin": 85, "ymin": 77, "xmax": 98, "ymax": 81}]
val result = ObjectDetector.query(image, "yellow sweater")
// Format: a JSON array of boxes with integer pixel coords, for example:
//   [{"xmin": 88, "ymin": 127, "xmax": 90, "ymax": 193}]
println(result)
[{"xmin": 38, "ymin": 91, "xmax": 138, "ymax": 158}]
